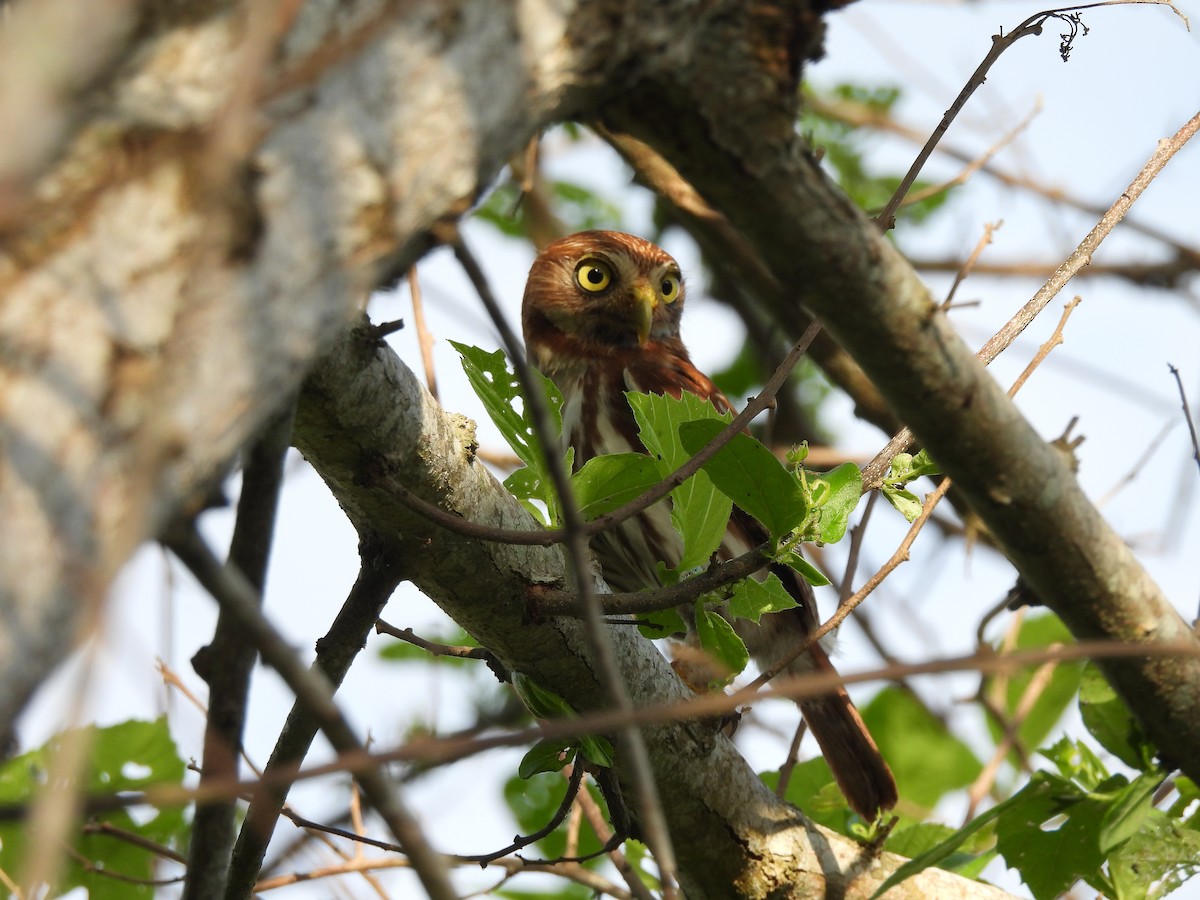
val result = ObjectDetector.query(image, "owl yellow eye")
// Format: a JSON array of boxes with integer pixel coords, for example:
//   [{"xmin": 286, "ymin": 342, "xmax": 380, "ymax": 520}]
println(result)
[
  {"xmin": 575, "ymin": 260, "xmax": 612, "ymax": 293},
  {"xmin": 660, "ymin": 274, "xmax": 680, "ymax": 303}
]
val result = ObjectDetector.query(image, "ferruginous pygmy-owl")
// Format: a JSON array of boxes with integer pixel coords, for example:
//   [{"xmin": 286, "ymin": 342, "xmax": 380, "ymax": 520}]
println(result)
[{"xmin": 521, "ymin": 230, "xmax": 896, "ymax": 818}]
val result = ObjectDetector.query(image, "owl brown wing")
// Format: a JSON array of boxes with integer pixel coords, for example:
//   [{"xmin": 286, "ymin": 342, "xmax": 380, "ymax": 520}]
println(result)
[{"xmin": 627, "ymin": 345, "xmax": 897, "ymax": 817}]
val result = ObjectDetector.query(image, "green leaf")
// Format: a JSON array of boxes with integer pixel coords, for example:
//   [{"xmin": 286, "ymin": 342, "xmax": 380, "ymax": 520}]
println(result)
[
  {"xmin": 503, "ymin": 773, "xmax": 605, "ymax": 862},
  {"xmin": 450, "ymin": 341, "xmax": 567, "ymax": 523},
  {"xmin": 571, "ymin": 453, "xmax": 662, "ymax": 521},
  {"xmin": 578, "ymin": 734, "xmax": 615, "ymax": 770},
  {"xmin": 983, "ymin": 614, "xmax": 1083, "ymax": 757},
  {"xmin": 626, "ymin": 391, "xmax": 733, "ymax": 573},
  {"xmin": 679, "ymin": 419, "xmax": 808, "ymax": 540},
  {"xmin": 994, "ymin": 771, "xmax": 1107, "ymax": 900},
  {"xmin": 504, "ymin": 466, "xmax": 550, "ymax": 525},
  {"xmin": 1109, "ymin": 814, "xmax": 1200, "ymax": 900},
  {"xmin": 881, "ymin": 482, "xmax": 923, "ymax": 521},
  {"xmin": 860, "ymin": 686, "xmax": 981, "ymax": 812},
  {"xmin": 0, "ymin": 718, "xmax": 188, "ymax": 900},
  {"xmin": 888, "ymin": 450, "xmax": 940, "ymax": 483},
  {"xmin": 519, "ymin": 739, "xmax": 573, "ymax": 779},
  {"xmin": 473, "ymin": 176, "xmax": 624, "ymax": 242},
  {"xmin": 694, "ymin": 607, "xmax": 750, "ymax": 683},
  {"xmin": 550, "ymin": 179, "xmax": 625, "ymax": 232},
  {"xmin": 1079, "ymin": 663, "xmax": 1158, "ymax": 771},
  {"xmin": 511, "ymin": 672, "xmax": 577, "ymax": 721},
  {"xmin": 809, "ymin": 462, "xmax": 862, "ymax": 543},
  {"xmin": 778, "ymin": 548, "xmax": 831, "ymax": 587},
  {"xmin": 1041, "ymin": 735, "xmax": 1110, "ymax": 792},
  {"xmin": 870, "ymin": 799, "xmax": 1009, "ymax": 899},
  {"xmin": 885, "ymin": 823, "xmax": 996, "ymax": 880},
  {"xmin": 727, "ymin": 572, "xmax": 798, "ymax": 624},
  {"xmin": 637, "ymin": 606, "xmax": 687, "ymax": 640},
  {"xmin": 1099, "ymin": 772, "xmax": 1163, "ymax": 853}
]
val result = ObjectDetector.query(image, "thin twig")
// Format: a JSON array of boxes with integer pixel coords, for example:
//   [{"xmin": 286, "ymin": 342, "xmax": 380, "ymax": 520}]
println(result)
[
  {"xmin": 838, "ymin": 491, "xmax": 878, "ymax": 608},
  {"xmin": 891, "ymin": 102, "xmax": 1041, "ymax": 214},
  {"xmin": 807, "ymin": 94, "xmax": 1200, "ymax": 269},
  {"xmin": 7, "ymin": 640, "xmax": 1198, "ymax": 827},
  {"xmin": 375, "ymin": 620, "xmax": 494, "ymax": 661},
  {"xmin": 563, "ymin": 765, "xmax": 656, "ymax": 900},
  {"xmin": 964, "ymin": 657, "xmax": 1058, "ymax": 820},
  {"xmin": 745, "ymin": 479, "xmax": 954, "ymax": 693},
  {"xmin": 225, "ymin": 542, "xmax": 409, "ymax": 900},
  {"xmin": 82, "ymin": 820, "xmax": 188, "ymax": 864},
  {"xmin": 863, "ymin": 105, "xmax": 1200, "ymax": 491},
  {"xmin": 774, "ymin": 720, "xmax": 809, "ymax": 799},
  {"xmin": 408, "ymin": 265, "xmax": 439, "ymax": 401},
  {"xmin": 942, "ymin": 221, "xmax": 1002, "ymax": 311},
  {"xmin": 1006, "ymin": 297, "xmax": 1083, "ymax": 398},
  {"xmin": 875, "ymin": 0, "xmax": 1187, "ymax": 230},
  {"xmin": 1168, "ymin": 364, "xmax": 1200, "ymax": 478},
  {"xmin": 185, "ymin": 397, "xmax": 294, "ymax": 900},
  {"xmin": 456, "ymin": 758, "xmax": 585, "ymax": 864},
  {"xmin": 164, "ymin": 527, "xmax": 457, "ymax": 900},
  {"xmin": 529, "ymin": 541, "xmax": 776, "ymax": 618}
]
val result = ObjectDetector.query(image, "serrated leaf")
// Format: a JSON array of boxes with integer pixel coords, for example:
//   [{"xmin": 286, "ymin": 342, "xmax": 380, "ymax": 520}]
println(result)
[
  {"xmin": 727, "ymin": 572, "xmax": 798, "ymax": 624},
  {"xmin": 870, "ymin": 798, "xmax": 1009, "ymax": 899},
  {"xmin": 1040, "ymin": 735, "xmax": 1110, "ymax": 791},
  {"xmin": 571, "ymin": 453, "xmax": 662, "ymax": 521},
  {"xmin": 626, "ymin": 391, "xmax": 733, "ymax": 573},
  {"xmin": 679, "ymin": 419, "xmax": 808, "ymax": 540},
  {"xmin": 1109, "ymin": 814, "xmax": 1200, "ymax": 900},
  {"xmin": 694, "ymin": 607, "xmax": 750, "ymax": 683},
  {"xmin": 1099, "ymin": 772, "xmax": 1163, "ymax": 854},
  {"xmin": 637, "ymin": 606, "xmax": 687, "ymax": 640},
  {"xmin": 908, "ymin": 449, "xmax": 940, "ymax": 478},
  {"xmin": 519, "ymin": 739, "xmax": 573, "ymax": 779},
  {"xmin": 450, "ymin": 341, "xmax": 567, "ymax": 523},
  {"xmin": 778, "ymin": 548, "xmax": 831, "ymax": 587},
  {"xmin": 881, "ymin": 482, "xmax": 923, "ymax": 521},
  {"xmin": 1079, "ymin": 663, "xmax": 1158, "ymax": 771},
  {"xmin": 994, "ymin": 771, "xmax": 1106, "ymax": 900},
  {"xmin": 809, "ymin": 462, "xmax": 862, "ymax": 543}
]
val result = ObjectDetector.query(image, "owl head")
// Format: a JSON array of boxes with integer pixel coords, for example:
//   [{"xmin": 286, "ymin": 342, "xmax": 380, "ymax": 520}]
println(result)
[{"xmin": 522, "ymin": 231, "xmax": 685, "ymax": 359}]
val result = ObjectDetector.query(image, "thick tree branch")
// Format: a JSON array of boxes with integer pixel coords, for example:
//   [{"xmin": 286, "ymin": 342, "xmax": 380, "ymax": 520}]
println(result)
[
  {"xmin": 599, "ymin": 29, "xmax": 1200, "ymax": 777},
  {"xmin": 291, "ymin": 320, "xmax": 1018, "ymax": 898}
]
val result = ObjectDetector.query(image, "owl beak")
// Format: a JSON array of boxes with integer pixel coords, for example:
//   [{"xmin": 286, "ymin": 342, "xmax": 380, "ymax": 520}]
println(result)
[{"xmin": 631, "ymin": 280, "xmax": 658, "ymax": 347}]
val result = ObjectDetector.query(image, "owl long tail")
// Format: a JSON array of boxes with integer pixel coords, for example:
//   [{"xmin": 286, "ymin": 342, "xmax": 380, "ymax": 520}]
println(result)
[{"xmin": 793, "ymin": 644, "xmax": 897, "ymax": 820}]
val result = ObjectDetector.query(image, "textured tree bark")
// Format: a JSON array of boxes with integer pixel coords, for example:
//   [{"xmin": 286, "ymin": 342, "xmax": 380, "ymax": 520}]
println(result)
[
  {"xmin": 0, "ymin": 0, "xmax": 1194, "ymax": 891},
  {"xmin": 0, "ymin": 0, "xmax": 600, "ymax": 736},
  {"xmin": 593, "ymin": 8, "xmax": 1200, "ymax": 779},
  {"xmin": 293, "ymin": 321, "xmax": 1017, "ymax": 899}
]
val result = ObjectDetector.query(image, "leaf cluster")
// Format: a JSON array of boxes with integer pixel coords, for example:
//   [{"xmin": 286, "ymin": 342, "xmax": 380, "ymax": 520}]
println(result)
[
  {"xmin": 452, "ymin": 343, "xmax": 869, "ymax": 685},
  {"xmin": 864, "ymin": 619, "xmax": 1196, "ymax": 900}
]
